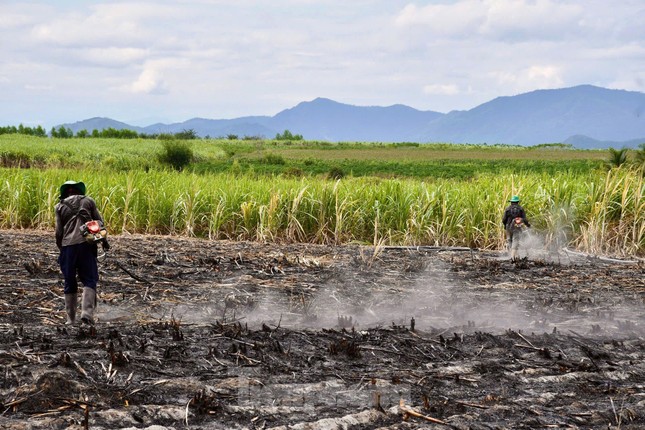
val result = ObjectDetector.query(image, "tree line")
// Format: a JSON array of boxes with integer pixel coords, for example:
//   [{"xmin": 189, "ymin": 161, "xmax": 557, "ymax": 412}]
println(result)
[
  {"xmin": 0, "ymin": 125, "xmax": 48, "ymax": 137},
  {"xmin": 0, "ymin": 124, "xmax": 201, "ymax": 140},
  {"xmin": 49, "ymin": 126, "xmax": 200, "ymax": 139},
  {"xmin": 1, "ymin": 124, "xmax": 303, "ymax": 141}
]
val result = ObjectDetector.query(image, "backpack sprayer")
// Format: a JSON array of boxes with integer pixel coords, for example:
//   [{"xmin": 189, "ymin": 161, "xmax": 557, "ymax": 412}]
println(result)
[
  {"xmin": 512, "ymin": 217, "xmax": 526, "ymax": 229},
  {"xmin": 80, "ymin": 220, "xmax": 110, "ymax": 262},
  {"xmin": 80, "ymin": 220, "xmax": 110, "ymax": 261},
  {"xmin": 80, "ymin": 220, "xmax": 108, "ymax": 243}
]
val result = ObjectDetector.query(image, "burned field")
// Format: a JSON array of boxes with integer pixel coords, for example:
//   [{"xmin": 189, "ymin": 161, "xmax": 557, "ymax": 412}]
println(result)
[{"xmin": 1, "ymin": 230, "xmax": 644, "ymax": 429}]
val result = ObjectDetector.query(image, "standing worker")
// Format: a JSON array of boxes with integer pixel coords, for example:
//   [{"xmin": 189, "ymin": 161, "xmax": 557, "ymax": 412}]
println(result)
[
  {"xmin": 502, "ymin": 195, "xmax": 531, "ymax": 260},
  {"xmin": 55, "ymin": 180, "xmax": 108, "ymax": 325}
]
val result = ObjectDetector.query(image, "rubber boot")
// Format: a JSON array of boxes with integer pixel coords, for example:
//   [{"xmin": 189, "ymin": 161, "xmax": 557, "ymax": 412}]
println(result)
[
  {"xmin": 80, "ymin": 287, "xmax": 97, "ymax": 325},
  {"xmin": 64, "ymin": 293, "xmax": 77, "ymax": 325}
]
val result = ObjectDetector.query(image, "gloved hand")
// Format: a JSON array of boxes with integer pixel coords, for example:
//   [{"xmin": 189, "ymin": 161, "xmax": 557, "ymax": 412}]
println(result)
[{"xmin": 102, "ymin": 239, "xmax": 110, "ymax": 251}]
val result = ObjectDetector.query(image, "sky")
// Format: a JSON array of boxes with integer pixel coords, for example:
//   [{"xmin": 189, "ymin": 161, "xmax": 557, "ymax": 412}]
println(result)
[{"xmin": 1, "ymin": 0, "xmax": 644, "ymax": 129}]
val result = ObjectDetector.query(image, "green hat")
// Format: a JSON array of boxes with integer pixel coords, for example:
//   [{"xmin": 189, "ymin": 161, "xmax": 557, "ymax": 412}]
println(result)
[
  {"xmin": 509, "ymin": 195, "xmax": 520, "ymax": 203},
  {"xmin": 60, "ymin": 180, "xmax": 86, "ymax": 198}
]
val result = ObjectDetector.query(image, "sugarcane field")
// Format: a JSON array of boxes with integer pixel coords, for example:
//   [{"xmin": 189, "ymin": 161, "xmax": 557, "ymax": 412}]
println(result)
[
  {"xmin": 0, "ymin": 229, "xmax": 643, "ymax": 430},
  {"xmin": 4, "ymin": 2, "xmax": 645, "ymax": 428}
]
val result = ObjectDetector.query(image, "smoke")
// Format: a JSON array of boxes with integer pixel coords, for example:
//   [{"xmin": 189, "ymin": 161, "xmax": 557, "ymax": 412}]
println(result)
[
  {"xmin": 518, "ymin": 202, "xmax": 577, "ymax": 262},
  {"xmin": 230, "ymin": 251, "xmax": 644, "ymax": 337},
  {"xmin": 517, "ymin": 228, "xmax": 547, "ymax": 260},
  {"xmin": 220, "ymin": 255, "xmax": 541, "ymax": 334},
  {"xmin": 96, "ymin": 243, "xmax": 643, "ymax": 338},
  {"xmin": 497, "ymin": 203, "xmax": 580, "ymax": 263}
]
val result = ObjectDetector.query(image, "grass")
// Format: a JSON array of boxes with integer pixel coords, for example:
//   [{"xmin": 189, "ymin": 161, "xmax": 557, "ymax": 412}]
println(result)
[
  {"xmin": 0, "ymin": 135, "xmax": 642, "ymax": 255},
  {"xmin": 0, "ymin": 166, "xmax": 642, "ymax": 255},
  {"xmin": 0, "ymin": 135, "xmax": 608, "ymax": 179}
]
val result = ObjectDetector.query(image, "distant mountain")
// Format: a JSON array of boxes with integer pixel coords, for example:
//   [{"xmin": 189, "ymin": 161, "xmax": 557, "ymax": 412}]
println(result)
[
  {"xmin": 563, "ymin": 135, "xmax": 645, "ymax": 150},
  {"xmin": 141, "ymin": 116, "xmax": 276, "ymax": 138},
  {"xmin": 60, "ymin": 100, "xmax": 443, "ymax": 142},
  {"xmin": 59, "ymin": 85, "xmax": 645, "ymax": 148},
  {"xmin": 271, "ymin": 98, "xmax": 443, "ymax": 142},
  {"xmin": 121, "ymin": 99, "xmax": 442, "ymax": 142},
  {"xmin": 62, "ymin": 117, "xmax": 146, "ymax": 134},
  {"xmin": 415, "ymin": 85, "xmax": 645, "ymax": 146}
]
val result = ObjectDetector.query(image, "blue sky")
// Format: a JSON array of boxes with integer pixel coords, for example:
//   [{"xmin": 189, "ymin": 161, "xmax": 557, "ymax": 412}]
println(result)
[{"xmin": 1, "ymin": 0, "xmax": 643, "ymax": 128}]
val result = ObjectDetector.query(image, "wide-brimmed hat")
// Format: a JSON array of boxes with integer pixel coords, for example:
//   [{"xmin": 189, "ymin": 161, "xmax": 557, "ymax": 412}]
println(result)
[
  {"xmin": 509, "ymin": 195, "xmax": 520, "ymax": 203},
  {"xmin": 60, "ymin": 180, "xmax": 86, "ymax": 198}
]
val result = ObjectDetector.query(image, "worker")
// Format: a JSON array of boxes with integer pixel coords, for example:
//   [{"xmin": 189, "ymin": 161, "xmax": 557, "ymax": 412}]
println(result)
[
  {"xmin": 502, "ymin": 195, "xmax": 531, "ymax": 260},
  {"xmin": 55, "ymin": 180, "xmax": 108, "ymax": 325}
]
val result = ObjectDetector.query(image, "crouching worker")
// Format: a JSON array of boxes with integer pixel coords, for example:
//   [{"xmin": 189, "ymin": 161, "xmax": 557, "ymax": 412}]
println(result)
[
  {"xmin": 502, "ymin": 195, "xmax": 531, "ymax": 260},
  {"xmin": 55, "ymin": 180, "xmax": 109, "ymax": 325}
]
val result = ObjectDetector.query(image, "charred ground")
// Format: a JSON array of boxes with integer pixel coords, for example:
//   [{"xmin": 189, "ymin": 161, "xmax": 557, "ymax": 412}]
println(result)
[{"xmin": 0, "ymin": 230, "xmax": 644, "ymax": 429}]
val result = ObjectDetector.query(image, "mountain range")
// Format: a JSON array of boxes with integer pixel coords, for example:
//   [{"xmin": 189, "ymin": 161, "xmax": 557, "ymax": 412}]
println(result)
[{"xmin": 60, "ymin": 85, "xmax": 645, "ymax": 148}]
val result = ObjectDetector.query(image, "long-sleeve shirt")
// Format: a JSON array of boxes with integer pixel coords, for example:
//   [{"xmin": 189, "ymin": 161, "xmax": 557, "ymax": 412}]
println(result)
[
  {"xmin": 502, "ymin": 204, "xmax": 530, "ymax": 229},
  {"xmin": 55, "ymin": 195, "xmax": 103, "ymax": 249}
]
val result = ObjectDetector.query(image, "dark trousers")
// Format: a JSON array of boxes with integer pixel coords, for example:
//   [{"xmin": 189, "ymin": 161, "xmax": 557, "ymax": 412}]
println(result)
[
  {"xmin": 59, "ymin": 242, "xmax": 98, "ymax": 294},
  {"xmin": 506, "ymin": 228, "xmax": 524, "ymax": 250}
]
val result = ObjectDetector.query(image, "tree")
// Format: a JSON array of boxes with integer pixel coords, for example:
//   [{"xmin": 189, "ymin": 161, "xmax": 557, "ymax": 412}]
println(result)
[
  {"xmin": 275, "ymin": 129, "xmax": 303, "ymax": 141},
  {"xmin": 635, "ymin": 143, "xmax": 645, "ymax": 166},
  {"xmin": 34, "ymin": 125, "xmax": 47, "ymax": 137},
  {"xmin": 1, "ymin": 125, "xmax": 18, "ymax": 135},
  {"xmin": 158, "ymin": 140, "xmax": 193, "ymax": 171},
  {"xmin": 174, "ymin": 129, "xmax": 198, "ymax": 140},
  {"xmin": 606, "ymin": 147, "xmax": 628, "ymax": 169},
  {"xmin": 51, "ymin": 126, "xmax": 73, "ymax": 138}
]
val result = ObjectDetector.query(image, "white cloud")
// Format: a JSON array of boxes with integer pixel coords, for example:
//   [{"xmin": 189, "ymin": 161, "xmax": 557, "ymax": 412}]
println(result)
[
  {"xmin": 491, "ymin": 65, "xmax": 564, "ymax": 92},
  {"xmin": 423, "ymin": 84, "xmax": 460, "ymax": 96},
  {"xmin": 581, "ymin": 43, "xmax": 645, "ymax": 61},
  {"xmin": 129, "ymin": 67, "xmax": 169, "ymax": 95},
  {"xmin": 24, "ymin": 84, "xmax": 54, "ymax": 91},
  {"xmin": 83, "ymin": 47, "xmax": 149, "ymax": 67},
  {"xmin": 394, "ymin": 0, "xmax": 633, "ymax": 42},
  {"xmin": 0, "ymin": 0, "xmax": 643, "ymax": 127},
  {"xmin": 0, "ymin": 7, "xmax": 40, "ymax": 30},
  {"xmin": 395, "ymin": 2, "xmax": 487, "ymax": 38},
  {"xmin": 482, "ymin": 0, "xmax": 583, "ymax": 40}
]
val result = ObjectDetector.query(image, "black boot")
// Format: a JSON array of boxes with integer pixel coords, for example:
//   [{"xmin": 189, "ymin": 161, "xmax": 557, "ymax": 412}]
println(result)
[
  {"xmin": 64, "ymin": 293, "xmax": 77, "ymax": 325},
  {"xmin": 80, "ymin": 288, "xmax": 97, "ymax": 325}
]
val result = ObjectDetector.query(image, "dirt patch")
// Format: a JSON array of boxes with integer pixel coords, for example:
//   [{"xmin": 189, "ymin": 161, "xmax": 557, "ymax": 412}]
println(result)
[{"xmin": 0, "ymin": 230, "xmax": 644, "ymax": 429}]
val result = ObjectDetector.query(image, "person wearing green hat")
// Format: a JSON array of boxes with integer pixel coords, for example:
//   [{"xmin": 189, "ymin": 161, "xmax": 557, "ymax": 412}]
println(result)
[
  {"xmin": 55, "ymin": 180, "xmax": 107, "ymax": 325},
  {"xmin": 502, "ymin": 195, "xmax": 531, "ymax": 260}
]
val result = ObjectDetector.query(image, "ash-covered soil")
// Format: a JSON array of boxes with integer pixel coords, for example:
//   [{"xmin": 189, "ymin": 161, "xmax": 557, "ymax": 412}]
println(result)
[{"xmin": 0, "ymin": 230, "xmax": 644, "ymax": 430}]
